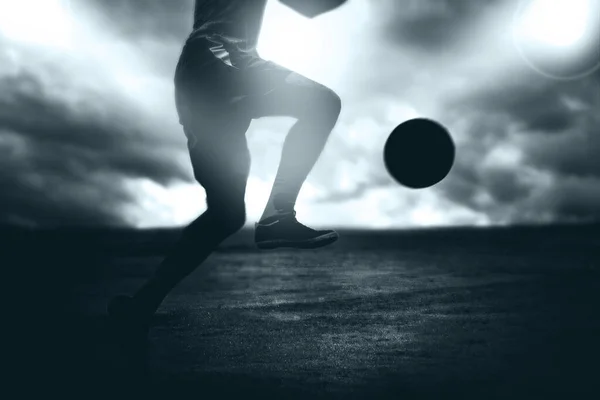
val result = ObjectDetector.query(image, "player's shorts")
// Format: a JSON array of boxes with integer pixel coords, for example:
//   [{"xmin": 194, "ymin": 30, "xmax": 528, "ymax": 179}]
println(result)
[{"xmin": 174, "ymin": 36, "xmax": 293, "ymax": 130}]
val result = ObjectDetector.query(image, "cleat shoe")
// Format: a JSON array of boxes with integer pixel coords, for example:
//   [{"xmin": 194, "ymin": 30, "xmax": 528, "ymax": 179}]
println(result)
[{"xmin": 255, "ymin": 211, "xmax": 339, "ymax": 249}]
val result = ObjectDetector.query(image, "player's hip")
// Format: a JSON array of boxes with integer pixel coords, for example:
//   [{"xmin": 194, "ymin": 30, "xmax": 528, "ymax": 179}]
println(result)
[{"xmin": 174, "ymin": 36, "xmax": 294, "ymax": 123}]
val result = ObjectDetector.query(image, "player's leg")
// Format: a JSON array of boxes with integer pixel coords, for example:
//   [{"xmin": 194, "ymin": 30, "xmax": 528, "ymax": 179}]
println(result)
[
  {"xmin": 130, "ymin": 116, "xmax": 252, "ymax": 318},
  {"xmin": 107, "ymin": 38, "xmax": 251, "ymax": 333},
  {"xmin": 239, "ymin": 61, "xmax": 342, "ymax": 248},
  {"xmin": 108, "ymin": 115, "xmax": 251, "ymax": 333}
]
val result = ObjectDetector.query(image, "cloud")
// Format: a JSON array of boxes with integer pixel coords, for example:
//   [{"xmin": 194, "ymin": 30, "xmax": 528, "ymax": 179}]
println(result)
[
  {"xmin": 0, "ymin": 0, "xmax": 598, "ymax": 228},
  {"xmin": 0, "ymin": 68, "xmax": 192, "ymax": 226},
  {"xmin": 454, "ymin": 76, "xmax": 596, "ymax": 134},
  {"xmin": 374, "ymin": 0, "xmax": 505, "ymax": 51},
  {"xmin": 436, "ymin": 56, "xmax": 600, "ymax": 223},
  {"xmin": 0, "ymin": 7, "xmax": 192, "ymax": 227},
  {"xmin": 0, "ymin": 72, "xmax": 187, "ymax": 180},
  {"xmin": 82, "ymin": 0, "xmax": 193, "ymax": 41},
  {"xmin": 546, "ymin": 176, "xmax": 600, "ymax": 221}
]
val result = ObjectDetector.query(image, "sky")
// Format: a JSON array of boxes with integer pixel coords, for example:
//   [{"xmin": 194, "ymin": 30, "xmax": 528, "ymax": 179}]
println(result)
[{"xmin": 0, "ymin": 0, "xmax": 599, "ymax": 229}]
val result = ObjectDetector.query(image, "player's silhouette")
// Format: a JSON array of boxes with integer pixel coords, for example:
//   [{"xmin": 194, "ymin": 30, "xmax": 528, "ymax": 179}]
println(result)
[{"xmin": 108, "ymin": 1, "xmax": 342, "ymax": 346}]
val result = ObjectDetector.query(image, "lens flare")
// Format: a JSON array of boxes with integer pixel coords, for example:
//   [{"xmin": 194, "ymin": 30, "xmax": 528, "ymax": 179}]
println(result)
[{"xmin": 513, "ymin": 0, "xmax": 600, "ymax": 80}]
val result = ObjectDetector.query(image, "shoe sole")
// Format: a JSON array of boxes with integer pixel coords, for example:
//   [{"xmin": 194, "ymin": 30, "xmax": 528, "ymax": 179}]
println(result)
[{"xmin": 255, "ymin": 232, "xmax": 339, "ymax": 250}]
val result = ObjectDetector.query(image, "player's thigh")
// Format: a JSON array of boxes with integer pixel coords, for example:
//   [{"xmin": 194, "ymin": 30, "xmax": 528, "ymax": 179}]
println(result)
[
  {"xmin": 174, "ymin": 38, "xmax": 245, "ymax": 123},
  {"xmin": 184, "ymin": 114, "xmax": 252, "ymax": 210},
  {"xmin": 240, "ymin": 61, "xmax": 341, "ymax": 120}
]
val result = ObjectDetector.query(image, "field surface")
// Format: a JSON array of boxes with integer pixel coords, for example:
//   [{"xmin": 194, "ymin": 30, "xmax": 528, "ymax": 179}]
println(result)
[{"xmin": 10, "ymin": 224, "xmax": 600, "ymax": 399}]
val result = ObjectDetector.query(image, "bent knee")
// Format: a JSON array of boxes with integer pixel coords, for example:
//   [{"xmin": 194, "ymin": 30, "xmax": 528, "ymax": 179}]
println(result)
[
  {"xmin": 326, "ymin": 88, "xmax": 342, "ymax": 116},
  {"xmin": 298, "ymin": 86, "xmax": 341, "ymax": 129},
  {"xmin": 286, "ymin": 73, "xmax": 341, "ymax": 116},
  {"xmin": 313, "ymin": 86, "xmax": 342, "ymax": 117},
  {"xmin": 209, "ymin": 204, "xmax": 246, "ymax": 233}
]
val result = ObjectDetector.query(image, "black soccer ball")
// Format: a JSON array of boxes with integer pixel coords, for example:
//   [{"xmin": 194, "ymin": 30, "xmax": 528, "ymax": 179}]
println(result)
[
  {"xmin": 384, "ymin": 118, "xmax": 455, "ymax": 189},
  {"xmin": 279, "ymin": 0, "xmax": 348, "ymax": 18}
]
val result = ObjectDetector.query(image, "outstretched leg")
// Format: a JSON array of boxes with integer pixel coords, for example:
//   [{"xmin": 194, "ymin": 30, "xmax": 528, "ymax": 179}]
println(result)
[
  {"xmin": 108, "ymin": 115, "xmax": 252, "ymax": 337},
  {"xmin": 108, "ymin": 37, "xmax": 253, "ymax": 325},
  {"xmin": 133, "ymin": 117, "xmax": 252, "ymax": 319}
]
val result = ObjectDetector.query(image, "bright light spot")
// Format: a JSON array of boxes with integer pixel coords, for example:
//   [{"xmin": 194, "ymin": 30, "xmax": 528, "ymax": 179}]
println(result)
[
  {"xmin": 244, "ymin": 176, "xmax": 273, "ymax": 222},
  {"xmin": 513, "ymin": 0, "xmax": 600, "ymax": 79},
  {"xmin": 257, "ymin": 0, "xmax": 367, "ymax": 81},
  {"xmin": 257, "ymin": 0, "xmax": 324, "ymax": 74},
  {"xmin": 300, "ymin": 182, "xmax": 321, "ymax": 200},
  {"xmin": 518, "ymin": 0, "xmax": 590, "ymax": 47},
  {"xmin": 124, "ymin": 178, "xmax": 205, "ymax": 228},
  {"xmin": 338, "ymin": 169, "xmax": 354, "ymax": 191},
  {"xmin": 126, "ymin": 176, "xmax": 326, "ymax": 228},
  {"xmin": 0, "ymin": 0, "xmax": 74, "ymax": 48},
  {"xmin": 409, "ymin": 206, "xmax": 447, "ymax": 226},
  {"xmin": 346, "ymin": 117, "xmax": 385, "ymax": 151}
]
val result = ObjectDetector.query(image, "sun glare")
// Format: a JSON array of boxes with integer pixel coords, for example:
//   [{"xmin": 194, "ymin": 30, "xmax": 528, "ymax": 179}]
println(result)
[
  {"xmin": 513, "ymin": 0, "xmax": 600, "ymax": 78},
  {"xmin": 257, "ymin": 0, "xmax": 324, "ymax": 75},
  {"xmin": 0, "ymin": 0, "xmax": 74, "ymax": 47},
  {"xmin": 517, "ymin": 0, "xmax": 591, "ymax": 47},
  {"xmin": 256, "ymin": 0, "xmax": 366, "ymax": 82}
]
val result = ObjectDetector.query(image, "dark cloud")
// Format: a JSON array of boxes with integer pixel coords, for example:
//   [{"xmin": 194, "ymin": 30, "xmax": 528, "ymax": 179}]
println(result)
[
  {"xmin": 525, "ymin": 117, "xmax": 600, "ymax": 179},
  {"xmin": 376, "ymin": 0, "xmax": 503, "ymax": 51},
  {"xmin": 438, "ymin": 66, "xmax": 600, "ymax": 223},
  {"xmin": 0, "ymin": 72, "xmax": 188, "ymax": 183},
  {"xmin": 0, "ymin": 69, "xmax": 191, "ymax": 227},
  {"xmin": 0, "ymin": 152, "xmax": 134, "ymax": 227},
  {"xmin": 548, "ymin": 177, "xmax": 600, "ymax": 222},
  {"xmin": 453, "ymin": 79, "xmax": 589, "ymax": 134},
  {"xmin": 437, "ymin": 116, "xmax": 511, "ymax": 211}
]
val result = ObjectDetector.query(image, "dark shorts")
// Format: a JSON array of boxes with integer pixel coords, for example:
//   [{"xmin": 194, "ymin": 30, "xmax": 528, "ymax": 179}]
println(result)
[{"xmin": 174, "ymin": 37, "xmax": 296, "ymax": 129}]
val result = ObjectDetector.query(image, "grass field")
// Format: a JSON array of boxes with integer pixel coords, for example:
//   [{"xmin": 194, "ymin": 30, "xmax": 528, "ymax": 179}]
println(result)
[{"xmin": 10, "ymin": 224, "xmax": 600, "ymax": 399}]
